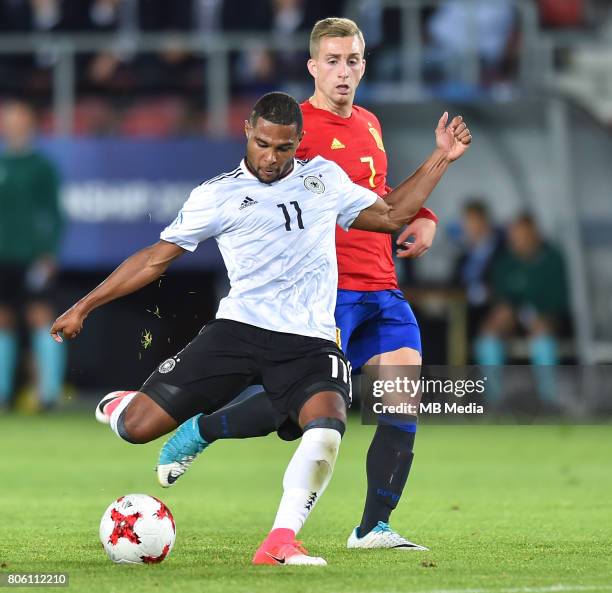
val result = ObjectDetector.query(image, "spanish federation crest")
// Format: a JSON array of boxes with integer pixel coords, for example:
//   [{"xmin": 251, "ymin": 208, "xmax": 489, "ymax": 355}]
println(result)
[
  {"xmin": 368, "ymin": 124, "xmax": 386, "ymax": 152},
  {"xmin": 304, "ymin": 176, "xmax": 325, "ymax": 194}
]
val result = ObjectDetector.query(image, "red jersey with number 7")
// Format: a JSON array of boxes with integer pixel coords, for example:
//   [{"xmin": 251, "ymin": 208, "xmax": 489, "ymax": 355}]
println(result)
[{"xmin": 296, "ymin": 100, "xmax": 437, "ymax": 291}]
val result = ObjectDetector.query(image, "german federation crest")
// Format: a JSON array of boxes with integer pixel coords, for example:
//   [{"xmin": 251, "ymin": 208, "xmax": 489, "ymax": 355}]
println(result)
[
  {"xmin": 304, "ymin": 176, "xmax": 325, "ymax": 194},
  {"xmin": 158, "ymin": 358, "xmax": 176, "ymax": 374}
]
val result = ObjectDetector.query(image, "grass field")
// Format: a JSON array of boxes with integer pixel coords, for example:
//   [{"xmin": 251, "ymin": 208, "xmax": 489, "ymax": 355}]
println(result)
[{"xmin": 1, "ymin": 412, "xmax": 611, "ymax": 593}]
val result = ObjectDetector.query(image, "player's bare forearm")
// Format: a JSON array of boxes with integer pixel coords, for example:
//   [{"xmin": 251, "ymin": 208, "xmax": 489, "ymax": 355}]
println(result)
[
  {"xmin": 351, "ymin": 112, "xmax": 472, "ymax": 234},
  {"xmin": 351, "ymin": 148, "xmax": 449, "ymax": 234},
  {"xmin": 384, "ymin": 148, "xmax": 450, "ymax": 229},
  {"xmin": 51, "ymin": 241, "xmax": 184, "ymax": 341},
  {"xmin": 79, "ymin": 243, "xmax": 182, "ymax": 313}
]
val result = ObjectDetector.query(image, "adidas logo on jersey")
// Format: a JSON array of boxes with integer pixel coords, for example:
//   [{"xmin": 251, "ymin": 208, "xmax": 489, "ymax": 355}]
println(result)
[
  {"xmin": 330, "ymin": 138, "xmax": 345, "ymax": 150},
  {"xmin": 239, "ymin": 196, "xmax": 258, "ymax": 210}
]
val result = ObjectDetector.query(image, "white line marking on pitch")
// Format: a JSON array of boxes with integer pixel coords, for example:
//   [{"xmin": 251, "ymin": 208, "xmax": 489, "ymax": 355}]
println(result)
[{"xmin": 379, "ymin": 585, "xmax": 612, "ymax": 593}]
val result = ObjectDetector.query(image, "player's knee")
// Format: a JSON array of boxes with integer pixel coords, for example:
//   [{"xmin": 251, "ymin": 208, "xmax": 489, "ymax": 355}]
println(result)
[
  {"xmin": 118, "ymin": 403, "xmax": 153, "ymax": 444},
  {"xmin": 299, "ymin": 390, "xmax": 347, "ymax": 428},
  {"xmin": 115, "ymin": 408, "xmax": 143, "ymax": 444},
  {"xmin": 111, "ymin": 391, "xmax": 177, "ymax": 444}
]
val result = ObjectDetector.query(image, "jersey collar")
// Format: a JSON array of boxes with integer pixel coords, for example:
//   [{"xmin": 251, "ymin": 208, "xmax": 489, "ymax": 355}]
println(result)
[
  {"xmin": 304, "ymin": 98, "xmax": 354, "ymax": 122},
  {"xmin": 239, "ymin": 158, "xmax": 300, "ymax": 185}
]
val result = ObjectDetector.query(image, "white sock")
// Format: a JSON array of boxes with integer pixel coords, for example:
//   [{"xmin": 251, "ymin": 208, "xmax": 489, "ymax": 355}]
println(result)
[
  {"xmin": 109, "ymin": 393, "xmax": 136, "ymax": 441},
  {"xmin": 271, "ymin": 427, "xmax": 342, "ymax": 535}
]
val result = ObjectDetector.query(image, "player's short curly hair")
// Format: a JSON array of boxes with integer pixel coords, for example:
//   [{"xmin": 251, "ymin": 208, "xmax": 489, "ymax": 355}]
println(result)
[
  {"xmin": 249, "ymin": 92, "xmax": 303, "ymax": 134},
  {"xmin": 309, "ymin": 17, "xmax": 365, "ymax": 59}
]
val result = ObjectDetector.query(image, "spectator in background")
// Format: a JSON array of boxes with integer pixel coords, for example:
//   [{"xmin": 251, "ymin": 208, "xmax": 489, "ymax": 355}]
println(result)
[
  {"xmin": 0, "ymin": 101, "xmax": 65, "ymax": 412},
  {"xmin": 228, "ymin": 0, "xmax": 306, "ymax": 95},
  {"xmin": 452, "ymin": 199, "xmax": 503, "ymax": 341},
  {"xmin": 475, "ymin": 213, "xmax": 569, "ymax": 403},
  {"xmin": 228, "ymin": 0, "xmax": 345, "ymax": 95},
  {"xmin": 84, "ymin": 0, "xmax": 197, "ymax": 90},
  {"xmin": 0, "ymin": 0, "xmax": 88, "ymax": 92},
  {"xmin": 426, "ymin": 0, "xmax": 516, "ymax": 86},
  {"xmin": 270, "ymin": 0, "xmax": 344, "ymax": 80},
  {"xmin": 221, "ymin": 1, "xmax": 275, "ymax": 95},
  {"xmin": 0, "ymin": 0, "xmax": 86, "ymax": 32},
  {"xmin": 78, "ymin": 0, "xmax": 128, "ymax": 87},
  {"xmin": 271, "ymin": 0, "xmax": 308, "ymax": 81}
]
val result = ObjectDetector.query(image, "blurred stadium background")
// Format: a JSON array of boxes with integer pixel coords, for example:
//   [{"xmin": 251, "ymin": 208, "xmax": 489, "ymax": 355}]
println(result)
[{"xmin": 0, "ymin": 0, "xmax": 611, "ymax": 416}]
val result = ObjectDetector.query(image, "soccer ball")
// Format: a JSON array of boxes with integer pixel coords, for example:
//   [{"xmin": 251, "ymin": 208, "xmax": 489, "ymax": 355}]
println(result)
[{"xmin": 99, "ymin": 494, "xmax": 176, "ymax": 564}]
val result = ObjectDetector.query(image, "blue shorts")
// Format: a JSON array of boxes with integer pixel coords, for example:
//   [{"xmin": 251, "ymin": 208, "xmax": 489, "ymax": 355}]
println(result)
[{"xmin": 335, "ymin": 289, "xmax": 421, "ymax": 371}]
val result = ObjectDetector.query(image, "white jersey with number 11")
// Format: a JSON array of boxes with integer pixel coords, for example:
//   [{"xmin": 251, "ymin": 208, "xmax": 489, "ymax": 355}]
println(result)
[{"xmin": 160, "ymin": 156, "xmax": 378, "ymax": 342}]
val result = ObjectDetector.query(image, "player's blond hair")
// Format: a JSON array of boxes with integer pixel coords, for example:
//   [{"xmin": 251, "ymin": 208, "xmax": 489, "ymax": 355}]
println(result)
[{"xmin": 309, "ymin": 17, "xmax": 365, "ymax": 59}]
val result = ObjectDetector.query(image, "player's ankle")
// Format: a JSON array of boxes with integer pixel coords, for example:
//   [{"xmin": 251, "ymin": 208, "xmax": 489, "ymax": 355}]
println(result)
[{"xmin": 265, "ymin": 528, "xmax": 296, "ymax": 545}]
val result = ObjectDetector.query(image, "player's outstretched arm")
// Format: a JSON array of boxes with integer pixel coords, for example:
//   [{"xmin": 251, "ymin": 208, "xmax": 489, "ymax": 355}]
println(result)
[
  {"xmin": 50, "ymin": 240, "xmax": 185, "ymax": 342},
  {"xmin": 351, "ymin": 112, "xmax": 471, "ymax": 234}
]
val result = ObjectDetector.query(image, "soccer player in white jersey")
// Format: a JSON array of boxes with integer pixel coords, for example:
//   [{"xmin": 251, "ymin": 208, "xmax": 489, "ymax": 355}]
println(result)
[{"xmin": 51, "ymin": 92, "xmax": 471, "ymax": 566}]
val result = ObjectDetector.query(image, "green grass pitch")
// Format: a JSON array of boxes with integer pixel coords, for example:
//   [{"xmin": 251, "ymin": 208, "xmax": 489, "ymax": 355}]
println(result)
[{"xmin": 1, "ymin": 413, "xmax": 611, "ymax": 593}]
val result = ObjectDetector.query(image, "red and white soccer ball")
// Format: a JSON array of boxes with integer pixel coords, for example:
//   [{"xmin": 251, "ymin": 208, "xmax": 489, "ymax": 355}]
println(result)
[{"xmin": 99, "ymin": 494, "xmax": 176, "ymax": 564}]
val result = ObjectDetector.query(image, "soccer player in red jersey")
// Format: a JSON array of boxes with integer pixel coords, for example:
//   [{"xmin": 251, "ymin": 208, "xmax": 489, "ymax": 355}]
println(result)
[
  {"xmin": 294, "ymin": 20, "xmax": 436, "ymax": 549},
  {"xmin": 100, "ymin": 19, "xmax": 469, "ymax": 553},
  {"xmin": 297, "ymin": 75, "xmax": 439, "ymax": 295}
]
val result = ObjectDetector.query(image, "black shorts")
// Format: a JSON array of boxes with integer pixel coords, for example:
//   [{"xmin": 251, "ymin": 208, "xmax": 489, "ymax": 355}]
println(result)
[{"xmin": 141, "ymin": 319, "xmax": 352, "ymax": 427}]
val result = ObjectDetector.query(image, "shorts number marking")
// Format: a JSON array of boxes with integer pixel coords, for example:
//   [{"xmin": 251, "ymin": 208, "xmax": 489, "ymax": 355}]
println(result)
[{"xmin": 328, "ymin": 354, "xmax": 352, "ymax": 402}]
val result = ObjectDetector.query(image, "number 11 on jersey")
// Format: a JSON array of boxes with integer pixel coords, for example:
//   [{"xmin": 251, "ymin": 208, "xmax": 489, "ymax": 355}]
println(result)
[{"xmin": 277, "ymin": 201, "xmax": 304, "ymax": 231}]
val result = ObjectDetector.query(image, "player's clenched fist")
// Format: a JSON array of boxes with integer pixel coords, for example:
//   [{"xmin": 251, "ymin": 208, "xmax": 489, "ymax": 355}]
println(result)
[
  {"xmin": 435, "ymin": 112, "xmax": 472, "ymax": 162},
  {"xmin": 50, "ymin": 306, "xmax": 86, "ymax": 342}
]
